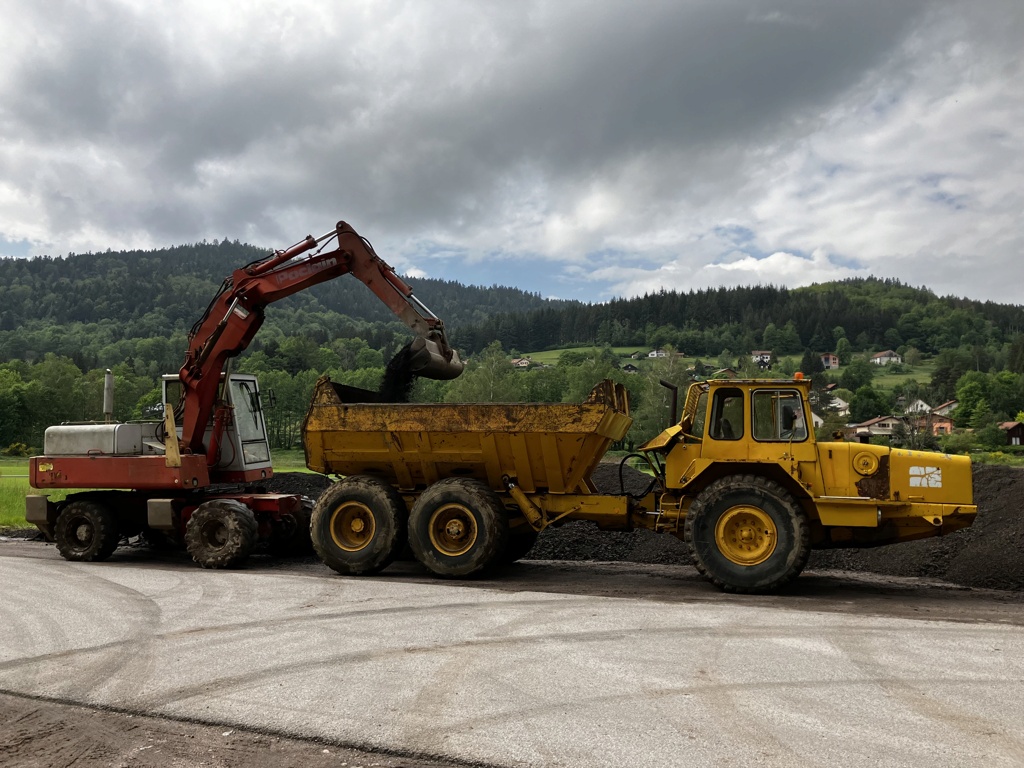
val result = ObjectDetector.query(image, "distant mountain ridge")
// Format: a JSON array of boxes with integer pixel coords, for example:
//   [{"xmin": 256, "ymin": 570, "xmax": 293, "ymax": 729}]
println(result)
[{"xmin": 1, "ymin": 242, "xmax": 1022, "ymax": 364}]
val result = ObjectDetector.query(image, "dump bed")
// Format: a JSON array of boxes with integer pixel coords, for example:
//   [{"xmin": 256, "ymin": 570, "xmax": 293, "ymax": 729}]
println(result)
[{"xmin": 303, "ymin": 378, "xmax": 631, "ymax": 493}]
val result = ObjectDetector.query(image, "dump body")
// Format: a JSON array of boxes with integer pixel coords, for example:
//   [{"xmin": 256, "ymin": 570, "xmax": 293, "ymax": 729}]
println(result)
[{"xmin": 303, "ymin": 377, "xmax": 632, "ymax": 494}]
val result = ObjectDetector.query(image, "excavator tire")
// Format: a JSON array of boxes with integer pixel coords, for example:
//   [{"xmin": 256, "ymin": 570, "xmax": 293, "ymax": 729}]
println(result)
[
  {"xmin": 409, "ymin": 478, "xmax": 509, "ymax": 578},
  {"xmin": 685, "ymin": 474, "xmax": 810, "ymax": 594},
  {"xmin": 311, "ymin": 477, "xmax": 407, "ymax": 576},
  {"xmin": 54, "ymin": 499, "xmax": 120, "ymax": 562},
  {"xmin": 184, "ymin": 499, "xmax": 258, "ymax": 569}
]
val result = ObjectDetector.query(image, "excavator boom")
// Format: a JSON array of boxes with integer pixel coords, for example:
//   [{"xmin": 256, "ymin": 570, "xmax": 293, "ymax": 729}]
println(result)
[{"xmin": 178, "ymin": 221, "xmax": 463, "ymax": 451}]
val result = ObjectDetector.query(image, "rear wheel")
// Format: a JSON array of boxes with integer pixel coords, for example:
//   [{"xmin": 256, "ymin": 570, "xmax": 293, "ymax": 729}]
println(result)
[
  {"xmin": 685, "ymin": 475, "xmax": 809, "ymax": 594},
  {"xmin": 54, "ymin": 499, "xmax": 120, "ymax": 562},
  {"xmin": 409, "ymin": 478, "xmax": 509, "ymax": 578},
  {"xmin": 311, "ymin": 477, "xmax": 407, "ymax": 575},
  {"xmin": 185, "ymin": 499, "xmax": 258, "ymax": 569}
]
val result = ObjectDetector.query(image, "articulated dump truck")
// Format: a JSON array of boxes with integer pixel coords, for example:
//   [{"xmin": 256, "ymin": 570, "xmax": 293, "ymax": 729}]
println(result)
[{"xmin": 303, "ymin": 376, "xmax": 976, "ymax": 594}]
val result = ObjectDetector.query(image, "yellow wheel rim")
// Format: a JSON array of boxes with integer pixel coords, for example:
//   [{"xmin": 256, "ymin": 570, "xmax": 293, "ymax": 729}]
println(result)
[
  {"xmin": 715, "ymin": 505, "xmax": 777, "ymax": 566},
  {"xmin": 428, "ymin": 503, "xmax": 477, "ymax": 557},
  {"xmin": 330, "ymin": 502, "xmax": 376, "ymax": 552}
]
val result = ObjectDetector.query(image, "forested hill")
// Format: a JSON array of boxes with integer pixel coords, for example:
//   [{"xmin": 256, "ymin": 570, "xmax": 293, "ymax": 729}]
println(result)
[
  {"xmin": 2, "ymin": 241, "xmax": 1023, "ymax": 368},
  {"xmin": 0, "ymin": 240, "xmax": 559, "ymax": 330},
  {"xmin": 0, "ymin": 240, "xmax": 566, "ymax": 371},
  {"xmin": 458, "ymin": 279, "xmax": 1024, "ymax": 358}
]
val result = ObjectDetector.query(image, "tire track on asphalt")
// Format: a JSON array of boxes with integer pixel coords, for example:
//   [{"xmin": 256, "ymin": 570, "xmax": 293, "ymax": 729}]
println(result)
[{"xmin": 831, "ymin": 628, "xmax": 1024, "ymax": 762}]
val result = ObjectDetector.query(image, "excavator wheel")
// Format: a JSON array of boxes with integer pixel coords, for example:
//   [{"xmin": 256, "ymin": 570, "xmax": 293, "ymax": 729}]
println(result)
[
  {"xmin": 54, "ymin": 499, "xmax": 120, "ymax": 562},
  {"xmin": 685, "ymin": 475, "xmax": 810, "ymax": 594},
  {"xmin": 311, "ymin": 477, "xmax": 407, "ymax": 576},
  {"xmin": 184, "ymin": 499, "xmax": 259, "ymax": 569},
  {"xmin": 409, "ymin": 478, "xmax": 509, "ymax": 578}
]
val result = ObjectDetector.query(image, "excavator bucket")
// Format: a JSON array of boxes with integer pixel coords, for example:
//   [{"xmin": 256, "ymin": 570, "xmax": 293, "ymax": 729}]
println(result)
[{"xmin": 406, "ymin": 337, "xmax": 464, "ymax": 380}]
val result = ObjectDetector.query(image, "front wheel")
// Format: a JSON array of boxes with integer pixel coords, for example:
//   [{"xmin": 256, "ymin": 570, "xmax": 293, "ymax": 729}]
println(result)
[
  {"xmin": 54, "ymin": 499, "xmax": 120, "ymax": 562},
  {"xmin": 684, "ymin": 475, "xmax": 809, "ymax": 594},
  {"xmin": 311, "ymin": 477, "xmax": 407, "ymax": 575},
  {"xmin": 409, "ymin": 478, "xmax": 509, "ymax": 578},
  {"xmin": 184, "ymin": 499, "xmax": 258, "ymax": 569}
]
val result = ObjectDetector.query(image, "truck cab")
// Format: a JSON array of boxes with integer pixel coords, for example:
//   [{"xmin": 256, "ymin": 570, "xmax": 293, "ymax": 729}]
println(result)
[{"xmin": 648, "ymin": 377, "xmax": 976, "ymax": 537}]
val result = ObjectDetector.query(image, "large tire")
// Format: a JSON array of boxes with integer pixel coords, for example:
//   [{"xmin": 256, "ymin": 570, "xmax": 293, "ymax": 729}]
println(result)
[
  {"xmin": 54, "ymin": 500, "xmax": 120, "ymax": 562},
  {"xmin": 311, "ymin": 477, "xmax": 407, "ymax": 576},
  {"xmin": 684, "ymin": 475, "xmax": 810, "ymax": 594},
  {"xmin": 184, "ymin": 499, "xmax": 258, "ymax": 569},
  {"xmin": 409, "ymin": 478, "xmax": 509, "ymax": 578}
]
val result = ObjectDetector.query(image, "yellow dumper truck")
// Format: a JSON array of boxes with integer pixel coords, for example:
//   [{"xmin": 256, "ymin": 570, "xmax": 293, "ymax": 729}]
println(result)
[{"xmin": 303, "ymin": 375, "xmax": 976, "ymax": 593}]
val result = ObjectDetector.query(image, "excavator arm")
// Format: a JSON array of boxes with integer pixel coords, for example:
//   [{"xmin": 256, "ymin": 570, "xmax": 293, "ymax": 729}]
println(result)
[{"xmin": 178, "ymin": 220, "xmax": 463, "ymax": 452}]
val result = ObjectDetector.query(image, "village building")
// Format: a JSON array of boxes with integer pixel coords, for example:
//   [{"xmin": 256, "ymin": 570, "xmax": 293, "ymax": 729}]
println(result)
[
  {"xmin": 902, "ymin": 398, "xmax": 932, "ymax": 415},
  {"xmin": 1000, "ymin": 422, "xmax": 1024, "ymax": 446},
  {"xmin": 751, "ymin": 350, "xmax": 773, "ymax": 370},
  {"xmin": 933, "ymin": 399, "xmax": 959, "ymax": 417},
  {"xmin": 926, "ymin": 413, "xmax": 955, "ymax": 437},
  {"xmin": 870, "ymin": 349, "xmax": 903, "ymax": 365},
  {"xmin": 820, "ymin": 353, "xmax": 839, "ymax": 370}
]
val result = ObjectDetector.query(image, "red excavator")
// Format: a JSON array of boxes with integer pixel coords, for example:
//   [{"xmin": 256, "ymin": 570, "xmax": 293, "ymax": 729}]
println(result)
[{"xmin": 26, "ymin": 220, "xmax": 463, "ymax": 567}]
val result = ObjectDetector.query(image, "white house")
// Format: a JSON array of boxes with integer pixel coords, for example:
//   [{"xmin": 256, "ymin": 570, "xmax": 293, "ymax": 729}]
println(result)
[
  {"xmin": 903, "ymin": 398, "xmax": 932, "ymax": 415},
  {"xmin": 751, "ymin": 350, "xmax": 773, "ymax": 370},
  {"xmin": 870, "ymin": 350, "xmax": 903, "ymax": 365},
  {"xmin": 852, "ymin": 415, "xmax": 905, "ymax": 437},
  {"xmin": 648, "ymin": 349, "xmax": 667, "ymax": 358}
]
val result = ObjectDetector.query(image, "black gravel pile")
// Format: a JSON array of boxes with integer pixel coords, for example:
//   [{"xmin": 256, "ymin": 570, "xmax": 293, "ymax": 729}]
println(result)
[{"xmin": 808, "ymin": 464, "xmax": 1024, "ymax": 591}]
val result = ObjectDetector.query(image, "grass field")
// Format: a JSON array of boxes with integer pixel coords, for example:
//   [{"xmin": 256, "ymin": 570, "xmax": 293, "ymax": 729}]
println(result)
[
  {"xmin": 0, "ymin": 450, "xmax": 316, "ymax": 530},
  {"xmin": 522, "ymin": 346, "xmax": 645, "ymax": 366}
]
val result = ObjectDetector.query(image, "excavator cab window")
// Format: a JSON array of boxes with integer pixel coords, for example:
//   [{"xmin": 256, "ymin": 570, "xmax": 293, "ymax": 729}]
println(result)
[{"xmin": 229, "ymin": 380, "xmax": 264, "ymax": 441}]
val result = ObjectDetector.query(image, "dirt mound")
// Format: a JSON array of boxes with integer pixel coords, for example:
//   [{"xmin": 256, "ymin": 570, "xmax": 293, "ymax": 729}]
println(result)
[
  {"xmin": 256, "ymin": 473, "xmax": 333, "ymax": 498},
  {"xmin": 808, "ymin": 464, "xmax": 1024, "ymax": 591}
]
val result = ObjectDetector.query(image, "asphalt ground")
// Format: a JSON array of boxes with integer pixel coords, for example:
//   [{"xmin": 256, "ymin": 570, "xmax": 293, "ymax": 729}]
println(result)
[{"xmin": 1, "ymin": 540, "xmax": 1023, "ymax": 767}]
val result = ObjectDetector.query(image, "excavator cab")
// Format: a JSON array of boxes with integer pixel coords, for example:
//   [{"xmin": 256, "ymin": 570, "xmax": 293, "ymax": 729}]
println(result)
[{"xmin": 162, "ymin": 374, "xmax": 273, "ymax": 476}]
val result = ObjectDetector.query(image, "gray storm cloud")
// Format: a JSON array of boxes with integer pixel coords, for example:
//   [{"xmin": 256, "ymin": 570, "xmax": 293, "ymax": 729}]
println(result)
[{"xmin": 0, "ymin": 0, "xmax": 1020, "ymax": 302}]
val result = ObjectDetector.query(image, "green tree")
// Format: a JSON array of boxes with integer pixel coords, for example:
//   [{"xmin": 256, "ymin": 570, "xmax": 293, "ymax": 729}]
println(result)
[
  {"xmin": 850, "ymin": 385, "xmax": 889, "ymax": 423},
  {"xmin": 834, "ymin": 337, "xmax": 853, "ymax": 365},
  {"xmin": 444, "ymin": 342, "xmax": 524, "ymax": 403},
  {"xmin": 840, "ymin": 358, "xmax": 874, "ymax": 391}
]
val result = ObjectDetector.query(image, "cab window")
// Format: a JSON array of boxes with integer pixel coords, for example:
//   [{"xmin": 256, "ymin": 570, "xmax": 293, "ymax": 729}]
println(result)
[
  {"xmin": 752, "ymin": 389, "xmax": 807, "ymax": 442},
  {"xmin": 709, "ymin": 387, "xmax": 744, "ymax": 440}
]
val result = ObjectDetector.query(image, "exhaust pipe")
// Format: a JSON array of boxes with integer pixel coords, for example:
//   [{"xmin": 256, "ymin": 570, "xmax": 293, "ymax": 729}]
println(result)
[{"xmin": 103, "ymin": 369, "xmax": 114, "ymax": 423}]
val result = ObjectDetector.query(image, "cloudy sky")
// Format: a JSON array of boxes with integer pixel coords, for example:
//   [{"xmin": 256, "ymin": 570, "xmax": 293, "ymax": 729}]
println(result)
[{"xmin": 1, "ymin": 1, "xmax": 1021, "ymax": 303}]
